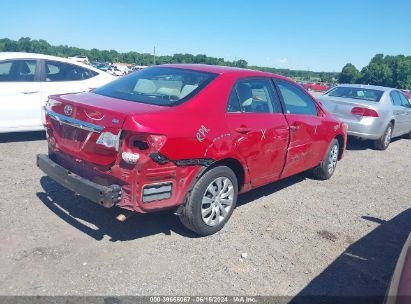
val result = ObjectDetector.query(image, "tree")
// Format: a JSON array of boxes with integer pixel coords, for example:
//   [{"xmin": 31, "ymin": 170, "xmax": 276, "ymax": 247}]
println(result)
[
  {"xmin": 319, "ymin": 72, "xmax": 333, "ymax": 83},
  {"xmin": 361, "ymin": 62, "xmax": 393, "ymax": 87},
  {"xmin": 340, "ymin": 54, "xmax": 411, "ymax": 88},
  {"xmin": 234, "ymin": 59, "xmax": 248, "ymax": 68},
  {"xmin": 396, "ymin": 58, "xmax": 411, "ymax": 89},
  {"xmin": 339, "ymin": 63, "xmax": 361, "ymax": 84}
]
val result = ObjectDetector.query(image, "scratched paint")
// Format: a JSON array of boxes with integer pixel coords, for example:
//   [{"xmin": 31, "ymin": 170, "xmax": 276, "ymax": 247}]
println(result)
[
  {"xmin": 204, "ymin": 133, "xmax": 231, "ymax": 156},
  {"xmin": 261, "ymin": 129, "xmax": 266, "ymax": 140}
]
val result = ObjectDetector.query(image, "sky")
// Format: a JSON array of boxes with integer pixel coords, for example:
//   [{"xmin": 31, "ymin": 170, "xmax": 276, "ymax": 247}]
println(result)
[{"xmin": 1, "ymin": 0, "xmax": 410, "ymax": 72}]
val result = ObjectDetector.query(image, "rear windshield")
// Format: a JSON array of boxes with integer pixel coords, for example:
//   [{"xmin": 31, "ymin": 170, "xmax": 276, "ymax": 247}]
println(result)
[
  {"xmin": 326, "ymin": 87, "xmax": 383, "ymax": 102},
  {"xmin": 94, "ymin": 67, "xmax": 217, "ymax": 106}
]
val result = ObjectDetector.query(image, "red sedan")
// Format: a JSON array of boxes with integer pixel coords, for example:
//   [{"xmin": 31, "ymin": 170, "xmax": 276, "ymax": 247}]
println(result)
[
  {"xmin": 304, "ymin": 82, "xmax": 331, "ymax": 92},
  {"xmin": 37, "ymin": 64, "xmax": 347, "ymax": 235},
  {"xmin": 401, "ymin": 89, "xmax": 411, "ymax": 101}
]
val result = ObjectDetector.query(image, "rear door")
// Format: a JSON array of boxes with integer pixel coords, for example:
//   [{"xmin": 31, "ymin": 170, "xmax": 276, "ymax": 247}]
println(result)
[
  {"xmin": 398, "ymin": 91, "xmax": 411, "ymax": 134},
  {"xmin": 0, "ymin": 59, "xmax": 42, "ymax": 131},
  {"xmin": 225, "ymin": 78, "xmax": 289, "ymax": 187},
  {"xmin": 274, "ymin": 78, "xmax": 326, "ymax": 178}
]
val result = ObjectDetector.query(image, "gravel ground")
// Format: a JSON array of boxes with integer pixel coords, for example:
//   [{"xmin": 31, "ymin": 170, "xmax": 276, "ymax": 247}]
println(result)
[{"xmin": 0, "ymin": 131, "xmax": 410, "ymax": 298}]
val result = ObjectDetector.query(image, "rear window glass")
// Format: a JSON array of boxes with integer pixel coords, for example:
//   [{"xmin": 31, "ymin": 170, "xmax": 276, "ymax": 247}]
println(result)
[
  {"xmin": 94, "ymin": 67, "xmax": 217, "ymax": 106},
  {"xmin": 326, "ymin": 87, "xmax": 383, "ymax": 102}
]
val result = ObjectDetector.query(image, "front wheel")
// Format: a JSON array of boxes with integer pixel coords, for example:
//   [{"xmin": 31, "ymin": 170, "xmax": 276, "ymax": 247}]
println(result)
[
  {"xmin": 373, "ymin": 123, "xmax": 393, "ymax": 150},
  {"xmin": 313, "ymin": 139, "xmax": 339, "ymax": 180},
  {"xmin": 179, "ymin": 166, "xmax": 238, "ymax": 236}
]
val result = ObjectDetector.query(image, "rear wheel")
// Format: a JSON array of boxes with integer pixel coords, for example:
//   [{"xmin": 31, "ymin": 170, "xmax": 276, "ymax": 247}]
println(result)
[
  {"xmin": 374, "ymin": 123, "xmax": 393, "ymax": 150},
  {"xmin": 179, "ymin": 166, "xmax": 238, "ymax": 236},
  {"xmin": 313, "ymin": 139, "xmax": 339, "ymax": 180}
]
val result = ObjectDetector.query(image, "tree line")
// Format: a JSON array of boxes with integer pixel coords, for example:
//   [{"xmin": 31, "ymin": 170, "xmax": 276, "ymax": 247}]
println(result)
[
  {"xmin": 0, "ymin": 37, "xmax": 247, "ymax": 67},
  {"xmin": 0, "ymin": 37, "xmax": 336, "ymax": 81},
  {"xmin": 339, "ymin": 54, "xmax": 411, "ymax": 89},
  {"xmin": 4, "ymin": 37, "xmax": 409, "ymax": 88}
]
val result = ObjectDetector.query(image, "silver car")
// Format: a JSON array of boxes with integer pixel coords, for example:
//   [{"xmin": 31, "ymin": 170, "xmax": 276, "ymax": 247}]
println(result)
[{"xmin": 317, "ymin": 84, "xmax": 411, "ymax": 150}]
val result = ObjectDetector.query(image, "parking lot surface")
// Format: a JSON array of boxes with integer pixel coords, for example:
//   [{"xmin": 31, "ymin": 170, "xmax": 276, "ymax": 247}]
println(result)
[{"xmin": 0, "ymin": 132, "xmax": 410, "ymax": 297}]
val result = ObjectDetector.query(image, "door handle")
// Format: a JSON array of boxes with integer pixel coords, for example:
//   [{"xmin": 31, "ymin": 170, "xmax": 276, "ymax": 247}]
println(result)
[
  {"xmin": 290, "ymin": 125, "xmax": 300, "ymax": 132},
  {"xmin": 22, "ymin": 91, "xmax": 39, "ymax": 94},
  {"xmin": 235, "ymin": 127, "xmax": 252, "ymax": 134}
]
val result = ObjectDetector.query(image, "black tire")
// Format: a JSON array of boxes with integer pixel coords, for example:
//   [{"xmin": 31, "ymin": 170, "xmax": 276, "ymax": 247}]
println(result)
[
  {"xmin": 313, "ymin": 139, "xmax": 339, "ymax": 180},
  {"xmin": 179, "ymin": 166, "xmax": 238, "ymax": 236},
  {"xmin": 373, "ymin": 123, "xmax": 393, "ymax": 150}
]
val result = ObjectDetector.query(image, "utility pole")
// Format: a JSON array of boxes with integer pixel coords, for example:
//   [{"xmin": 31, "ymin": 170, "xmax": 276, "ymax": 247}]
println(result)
[{"xmin": 153, "ymin": 46, "xmax": 156, "ymax": 65}]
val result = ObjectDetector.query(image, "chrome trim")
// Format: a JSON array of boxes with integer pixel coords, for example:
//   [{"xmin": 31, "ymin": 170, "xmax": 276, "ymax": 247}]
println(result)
[{"xmin": 46, "ymin": 109, "xmax": 103, "ymax": 133}]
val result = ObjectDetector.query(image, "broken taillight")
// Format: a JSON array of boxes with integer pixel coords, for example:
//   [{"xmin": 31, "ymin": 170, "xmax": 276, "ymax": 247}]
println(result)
[
  {"xmin": 121, "ymin": 152, "xmax": 140, "ymax": 164},
  {"xmin": 96, "ymin": 131, "xmax": 121, "ymax": 151},
  {"xmin": 147, "ymin": 135, "xmax": 167, "ymax": 151},
  {"xmin": 120, "ymin": 133, "xmax": 167, "ymax": 165}
]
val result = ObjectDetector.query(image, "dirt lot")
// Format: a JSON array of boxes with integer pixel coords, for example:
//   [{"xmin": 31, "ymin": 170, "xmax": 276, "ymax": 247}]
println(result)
[{"xmin": 0, "ymin": 131, "xmax": 410, "ymax": 298}]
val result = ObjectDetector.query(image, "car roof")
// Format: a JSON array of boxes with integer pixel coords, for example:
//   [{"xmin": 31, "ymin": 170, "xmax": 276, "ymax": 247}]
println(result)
[
  {"xmin": 0, "ymin": 52, "xmax": 102, "ymax": 72},
  {"xmin": 157, "ymin": 64, "xmax": 289, "ymax": 79},
  {"xmin": 336, "ymin": 83, "xmax": 396, "ymax": 92}
]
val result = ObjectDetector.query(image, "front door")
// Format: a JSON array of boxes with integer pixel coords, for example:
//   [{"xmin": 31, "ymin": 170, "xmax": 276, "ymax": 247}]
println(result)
[
  {"xmin": 0, "ymin": 59, "xmax": 42, "ymax": 132},
  {"xmin": 225, "ymin": 78, "xmax": 289, "ymax": 187}
]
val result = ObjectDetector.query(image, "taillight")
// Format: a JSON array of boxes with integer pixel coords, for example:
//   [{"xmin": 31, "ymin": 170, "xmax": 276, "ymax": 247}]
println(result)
[
  {"xmin": 147, "ymin": 135, "xmax": 167, "ymax": 151},
  {"xmin": 41, "ymin": 106, "xmax": 50, "ymax": 127},
  {"xmin": 121, "ymin": 152, "xmax": 140, "ymax": 164},
  {"xmin": 120, "ymin": 133, "xmax": 167, "ymax": 165},
  {"xmin": 96, "ymin": 131, "xmax": 121, "ymax": 151},
  {"xmin": 351, "ymin": 107, "xmax": 379, "ymax": 117}
]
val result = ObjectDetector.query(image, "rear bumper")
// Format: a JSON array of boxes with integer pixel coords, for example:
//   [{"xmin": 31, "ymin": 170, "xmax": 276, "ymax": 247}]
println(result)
[
  {"xmin": 335, "ymin": 117, "xmax": 385, "ymax": 140},
  {"xmin": 347, "ymin": 129, "xmax": 382, "ymax": 140},
  {"xmin": 36, "ymin": 154, "xmax": 121, "ymax": 208}
]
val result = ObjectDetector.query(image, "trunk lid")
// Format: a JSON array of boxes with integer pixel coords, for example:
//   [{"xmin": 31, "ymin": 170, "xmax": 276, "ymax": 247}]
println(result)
[
  {"xmin": 47, "ymin": 92, "xmax": 163, "ymax": 166},
  {"xmin": 317, "ymin": 95, "xmax": 378, "ymax": 120}
]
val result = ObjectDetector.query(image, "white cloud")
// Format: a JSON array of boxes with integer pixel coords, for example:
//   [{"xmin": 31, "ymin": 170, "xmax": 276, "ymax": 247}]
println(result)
[{"xmin": 279, "ymin": 57, "xmax": 288, "ymax": 64}]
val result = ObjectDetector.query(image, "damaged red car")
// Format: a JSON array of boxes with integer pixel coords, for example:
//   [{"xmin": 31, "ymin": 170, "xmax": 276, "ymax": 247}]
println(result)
[{"xmin": 37, "ymin": 64, "xmax": 347, "ymax": 235}]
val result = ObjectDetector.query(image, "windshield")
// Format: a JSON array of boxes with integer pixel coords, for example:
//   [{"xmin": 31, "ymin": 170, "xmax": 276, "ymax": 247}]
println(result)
[
  {"xmin": 94, "ymin": 67, "xmax": 217, "ymax": 106},
  {"xmin": 326, "ymin": 87, "xmax": 383, "ymax": 102}
]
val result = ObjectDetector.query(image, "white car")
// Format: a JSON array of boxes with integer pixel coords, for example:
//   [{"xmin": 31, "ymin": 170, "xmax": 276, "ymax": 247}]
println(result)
[
  {"xmin": 107, "ymin": 66, "xmax": 126, "ymax": 76},
  {"xmin": 68, "ymin": 55, "xmax": 89, "ymax": 63},
  {"xmin": 0, "ymin": 52, "xmax": 116, "ymax": 133}
]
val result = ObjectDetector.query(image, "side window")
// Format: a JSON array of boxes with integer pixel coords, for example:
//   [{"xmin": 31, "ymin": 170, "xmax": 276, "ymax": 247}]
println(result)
[
  {"xmin": 44, "ymin": 61, "xmax": 98, "ymax": 82},
  {"xmin": 228, "ymin": 78, "xmax": 280, "ymax": 113},
  {"xmin": 398, "ymin": 92, "xmax": 410, "ymax": 106},
  {"xmin": 390, "ymin": 91, "xmax": 402, "ymax": 106},
  {"xmin": 276, "ymin": 79, "xmax": 318, "ymax": 116},
  {"xmin": 0, "ymin": 60, "xmax": 37, "ymax": 82},
  {"xmin": 227, "ymin": 89, "xmax": 241, "ymax": 112}
]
